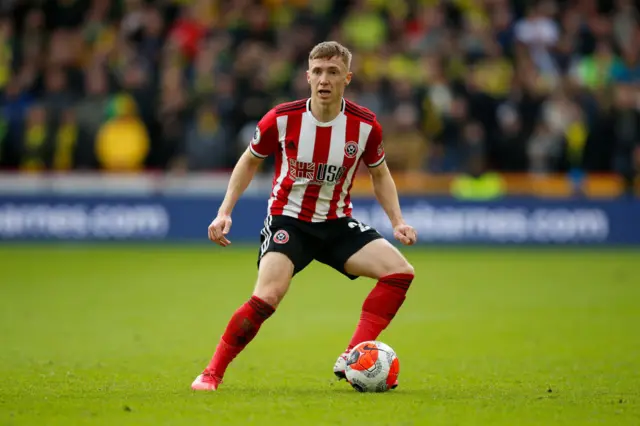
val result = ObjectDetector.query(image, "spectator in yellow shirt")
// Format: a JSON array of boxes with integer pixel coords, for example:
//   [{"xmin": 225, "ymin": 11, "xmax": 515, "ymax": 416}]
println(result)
[{"xmin": 95, "ymin": 94, "xmax": 150, "ymax": 171}]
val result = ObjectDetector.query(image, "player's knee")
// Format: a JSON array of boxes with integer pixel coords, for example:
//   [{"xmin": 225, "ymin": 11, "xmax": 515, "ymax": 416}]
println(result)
[
  {"xmin": 383, "ymin": 261, "xmax": 414, "ymax": 280},
  {"xmin": 254, "ymin": 252, "xmax": 294, "ymax": 306},
  {"xmin": 254, "ymin": 277, "xmax": 290, "ymax": 307},
  {"xmin": 404, "ymin": 262, "xmax": 415, "ymax": 277},
  {"xmin": 254, "ymin": 288, "xmax": 284, "ymax": 307},
  {"xmin": 397, "ymin": 261, "xmax": 415, "ymax": 278}
]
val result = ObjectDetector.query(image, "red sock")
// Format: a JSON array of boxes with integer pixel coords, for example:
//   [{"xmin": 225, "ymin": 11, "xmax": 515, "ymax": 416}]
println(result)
[
  {"xmin": 204, "ymin": 295, "xmax": 275, "ymax": 379},
  {"xmin": 346, "ymin": 273, "xmax": 414, "ymax": 351}
]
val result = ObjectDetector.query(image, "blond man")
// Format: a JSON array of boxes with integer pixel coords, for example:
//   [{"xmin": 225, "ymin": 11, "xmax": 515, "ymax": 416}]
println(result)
[{"xmin": 192, "ymin": 41, "xmax": 417, "ymax": 391}]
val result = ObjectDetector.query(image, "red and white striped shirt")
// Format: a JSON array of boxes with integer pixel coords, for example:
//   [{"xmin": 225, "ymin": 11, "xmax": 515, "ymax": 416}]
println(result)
[{"xmin": 249, "ymin": 98, "xmax": 385, "ymax": 222}]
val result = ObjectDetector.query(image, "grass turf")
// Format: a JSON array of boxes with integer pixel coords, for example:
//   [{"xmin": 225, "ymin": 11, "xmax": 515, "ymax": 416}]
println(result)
[{"xmin": 0, "ymin": 246, "xmax": 639, "ymax": 425}]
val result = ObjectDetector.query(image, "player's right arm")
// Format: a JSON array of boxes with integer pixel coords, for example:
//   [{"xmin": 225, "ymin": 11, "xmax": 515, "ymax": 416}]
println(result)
[{"xmin": 208, "ymin": 109, "xmax": 279, "ymax": 246}]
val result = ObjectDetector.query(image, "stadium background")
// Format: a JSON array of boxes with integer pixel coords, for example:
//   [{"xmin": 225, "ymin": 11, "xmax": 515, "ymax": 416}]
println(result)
[
  {"xmin": 1, "ymin": 1, "xmax": 639, "ymax": 425},
  {"xmin": 0, "ymin": 0, "xmax": 639, "ymax": 244}
]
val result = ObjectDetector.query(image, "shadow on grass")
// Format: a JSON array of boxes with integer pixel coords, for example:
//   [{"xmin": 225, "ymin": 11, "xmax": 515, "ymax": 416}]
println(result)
[{"xmin": 189, "ymin": 382, "xmax": 435, "ymax": 398}]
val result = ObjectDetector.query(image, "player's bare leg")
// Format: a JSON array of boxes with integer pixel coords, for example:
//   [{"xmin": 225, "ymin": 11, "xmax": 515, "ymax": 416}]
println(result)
[
  {"xmin": 192, "ymin": 252, "xmax": 293, "ymax": 391},
  {"xmin": 333, "ymin": 239, "xmax": 414, "ymax": 389},
  {"xmin": 251, "ymin": 252, "xmax": 294, "ymax": 308}
]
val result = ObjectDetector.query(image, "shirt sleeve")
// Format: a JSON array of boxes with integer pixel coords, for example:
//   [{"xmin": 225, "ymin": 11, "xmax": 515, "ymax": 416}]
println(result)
[
  {"xmin": 249, "ymin": 108, "xmax": 279, "ymax": 159},
  {"xmin": 362, "ymin": 119, "xmax": 385, "ymax": 168}
]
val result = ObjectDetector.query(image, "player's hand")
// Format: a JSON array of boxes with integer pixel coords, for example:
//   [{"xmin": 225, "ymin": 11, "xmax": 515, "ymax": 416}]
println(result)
[
  {"xmin": 393, "ymin": 223, "xmax": 417, "ymax": 246},
  {"xmin": 208, "ymin": 214, "xmax": 232, "ymax": 247}
]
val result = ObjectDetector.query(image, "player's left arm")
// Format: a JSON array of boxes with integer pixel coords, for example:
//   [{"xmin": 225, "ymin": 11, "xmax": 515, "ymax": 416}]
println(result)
[
  {"xmin": 364, "ymin": 120, "xmax": 417, "ymax": 246},
  {"xmin": 368, "ymin": 163, "xmax": 416, "ymax": 245}
]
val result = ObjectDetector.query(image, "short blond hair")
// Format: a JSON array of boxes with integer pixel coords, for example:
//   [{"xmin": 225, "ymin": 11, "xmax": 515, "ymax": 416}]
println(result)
[{"xmin": 308, "ymin": 41, "xmax": 352, "ymax": 70}]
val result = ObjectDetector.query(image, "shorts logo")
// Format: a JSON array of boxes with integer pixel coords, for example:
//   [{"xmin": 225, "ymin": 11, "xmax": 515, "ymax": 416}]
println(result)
[
  {"xmin": 344, "ymin": 141, "xmax": 359, "ymax": 158},
  {"xmin": 273, "ymin": 230, "xmax": 289, "ymax": 244},
  {"xmin": 252, "ymin": 126, "xmax": 261, "ymax": 145},
  {"xmin": 377, "ymin": 141, "xmax": 384, "ymax": 156}
]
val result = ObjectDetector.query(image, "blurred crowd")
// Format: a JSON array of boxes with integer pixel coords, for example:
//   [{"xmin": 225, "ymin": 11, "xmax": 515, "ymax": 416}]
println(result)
[{"xmin": 0, "ymin": 0, "xmax": 639, "ymax": 189}]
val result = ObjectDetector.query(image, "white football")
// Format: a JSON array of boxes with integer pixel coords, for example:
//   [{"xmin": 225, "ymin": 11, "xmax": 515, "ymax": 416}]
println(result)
[{"xmin": 344, "ymin": 340, "xmax": 400, "ymax": 392}]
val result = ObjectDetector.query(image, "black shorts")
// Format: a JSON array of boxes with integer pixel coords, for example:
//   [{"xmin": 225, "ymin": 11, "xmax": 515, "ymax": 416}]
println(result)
[{"xmin": 257, "ymin": 215, "xmax": 383, "ymax": 280}]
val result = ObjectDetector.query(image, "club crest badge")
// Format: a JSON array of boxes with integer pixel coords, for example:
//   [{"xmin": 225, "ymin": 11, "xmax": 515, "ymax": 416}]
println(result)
[
  {"xmin": 344, "ymin": 141, "xmax": 358, "ymax": 158},
  {"xmin": 273, "ymin": 230, "xmax": 289, "ymax": 244}
]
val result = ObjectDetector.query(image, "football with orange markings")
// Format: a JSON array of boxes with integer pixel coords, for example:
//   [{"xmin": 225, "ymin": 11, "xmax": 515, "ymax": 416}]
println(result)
[{"xmin": 345, "ymin": 340, "xmax": 400, "ymax": 392}]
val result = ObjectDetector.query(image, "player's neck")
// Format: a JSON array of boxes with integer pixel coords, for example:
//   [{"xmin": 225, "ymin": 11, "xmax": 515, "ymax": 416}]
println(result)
[{"xmin": 309, "ymin": 97, "xmax": 342, "ymax": 123}]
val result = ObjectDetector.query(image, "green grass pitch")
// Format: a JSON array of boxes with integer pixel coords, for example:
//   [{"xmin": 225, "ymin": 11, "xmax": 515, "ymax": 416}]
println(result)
[{"xmin": 1, "ymin": 245, "xmax": 639, "ymax": 425}]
